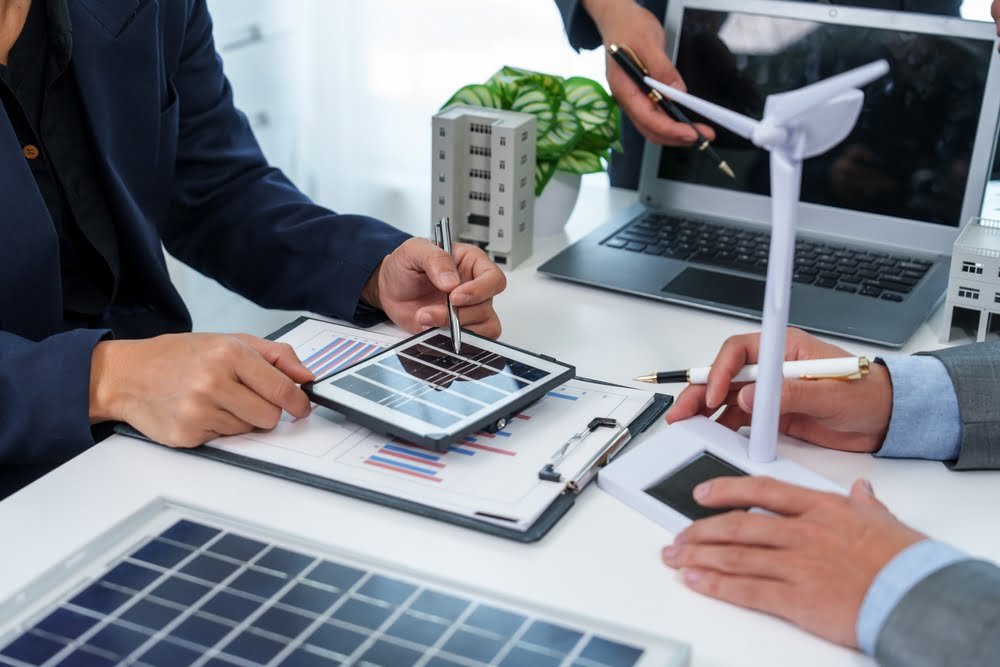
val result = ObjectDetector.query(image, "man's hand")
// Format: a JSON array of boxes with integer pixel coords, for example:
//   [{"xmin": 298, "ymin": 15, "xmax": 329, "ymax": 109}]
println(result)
[
  {"xmin": 363, "ymin": 237, "xmax": 506, "ymax": 339},
  {"xmin": 89, "ymin": 333, "xmax": 314, "ymax": 447},
  {"xmin": 666, "ymin": 328, "xmax": 893, "ymax": 454},
  {"xmin": 662, "ymin": 476, "xmax": 924, "ymax": 648},
  {"xmin": 583, "ymin": 0, "xmax": 715, "ymax": 146}
]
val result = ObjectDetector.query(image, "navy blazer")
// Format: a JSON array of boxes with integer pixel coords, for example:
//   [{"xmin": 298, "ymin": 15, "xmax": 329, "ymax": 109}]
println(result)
[{"xmin": 0, "ymin": 0, "xmax": 409, "ymax": 467}]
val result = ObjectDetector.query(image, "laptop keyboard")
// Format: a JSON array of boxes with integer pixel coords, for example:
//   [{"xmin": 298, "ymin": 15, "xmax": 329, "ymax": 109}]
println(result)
[{"xmin": 602, "ymin": 213, "xmax": 934, "ymax": 302}]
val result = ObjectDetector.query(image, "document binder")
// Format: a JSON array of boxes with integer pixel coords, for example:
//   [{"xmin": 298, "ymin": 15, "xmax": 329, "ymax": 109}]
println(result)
[{"xmin": 117, "ymin": 317, "xmax": 671, "ymax": 543}]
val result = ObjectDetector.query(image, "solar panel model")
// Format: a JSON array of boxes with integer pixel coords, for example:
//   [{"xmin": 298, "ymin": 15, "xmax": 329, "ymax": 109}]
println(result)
[
  {"xmin": 304, "ymin": 329, "xmax": 575, "ymax": 452},
  {"xmin": 0, "ymin": 501, "xmax": 689, "ymax": 666}
]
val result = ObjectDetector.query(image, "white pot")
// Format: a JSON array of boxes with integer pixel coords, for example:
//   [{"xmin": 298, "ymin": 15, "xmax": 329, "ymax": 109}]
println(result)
[{"xmin": 533, "ymin": 171, "xmax": 582, "ymax": 238}]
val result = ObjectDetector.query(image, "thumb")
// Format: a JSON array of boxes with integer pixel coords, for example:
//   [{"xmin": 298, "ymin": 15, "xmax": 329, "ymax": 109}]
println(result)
[
  {"xmin": 409, "ymin": 240, "xmax": 460, "ymax": 293},
  {"xmin": 849, "ymin": 478, "xmax": 885, "ymax": 509}
]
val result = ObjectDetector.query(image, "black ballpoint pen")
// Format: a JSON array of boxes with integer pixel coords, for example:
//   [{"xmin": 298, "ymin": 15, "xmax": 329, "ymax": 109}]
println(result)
[{"xmin": 608, "ymin": 43, "xmax": 735, "ymax": 179}]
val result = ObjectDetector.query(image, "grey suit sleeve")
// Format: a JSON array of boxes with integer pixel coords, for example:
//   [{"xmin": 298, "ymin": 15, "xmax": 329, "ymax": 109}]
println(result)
[
  {"xmin": 921, "ymin": 342, "xmax": 1000, "ymax": 470},
  {"xmin": 875, "ymin": 559, "xmax": 1000, "ymax": 667},
  {"xmin": 554, "ymin": 0, "xmax": 603, "ymax": 51}
]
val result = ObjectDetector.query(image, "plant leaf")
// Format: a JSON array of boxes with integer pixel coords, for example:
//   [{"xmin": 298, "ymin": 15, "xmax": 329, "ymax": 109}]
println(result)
[
  {"xmin": 535, "ymin": 159, "xmax": 557, "ymax": 197},
  {"xmin": 577, "ymin": 107, "xmax": 620, "ymax": 152},
  {"xmin": 563, "ymin": 77, "xmax": 614, "ymax": 132},
  {"xmin": 536, "ymin": 99, "xmax": 581, "ymax": 161},
  {"xmin": 555, "ymin": 147, "xmax": 605, "ymax": 175},
  {"xmin": 510, "ymin": 82, "xmax": 557, "ymax": 136},
  {"xmin": 441, "ymin": 84, "xmax": 503, "ymax": 111}
]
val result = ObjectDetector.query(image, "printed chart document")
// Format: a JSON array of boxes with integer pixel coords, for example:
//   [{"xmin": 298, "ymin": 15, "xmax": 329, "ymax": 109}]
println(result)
[{"xmin": 201, "ymin": 318, "xmax": 662, "ymax": 534}]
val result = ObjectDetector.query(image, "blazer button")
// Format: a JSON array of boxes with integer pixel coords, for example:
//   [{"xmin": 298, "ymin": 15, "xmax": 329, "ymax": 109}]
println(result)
[{"xmin": 22, "ymin": 144, "xmax": 40, "ymax": 160}]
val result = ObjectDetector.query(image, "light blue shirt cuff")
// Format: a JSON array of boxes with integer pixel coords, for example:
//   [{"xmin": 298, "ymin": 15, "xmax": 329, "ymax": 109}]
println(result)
[
  {"xmin": 856, "ymin": 539, "xmax": 970, "ymax": 655},
  {"xmin": 876, "ymin": 355, "xmax": 961, "ymax": 461}
]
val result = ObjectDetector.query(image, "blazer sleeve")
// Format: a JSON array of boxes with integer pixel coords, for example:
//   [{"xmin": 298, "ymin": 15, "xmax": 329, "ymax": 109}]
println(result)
[
  {"xmin": 157, "ymin": 0, "xmax": 409, "ymax": 324},
  {"xmin": 921, "ymin": 342, "xmax": 1000, "ymax": 470},
  {"xmin": 554, "ymin": 0, "xmax": 603, "ymax": 51},
  {"xmin": 875, "ymin": 559, "xmax": 1000, "ymax": 667},
  {"xmin": 0, "ymin": 328, "xmax": 109, "ymax": 464}
]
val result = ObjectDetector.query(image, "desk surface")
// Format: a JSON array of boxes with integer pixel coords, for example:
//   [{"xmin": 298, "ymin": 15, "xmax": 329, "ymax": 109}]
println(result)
[{"xmin": 2, "ymin": 185, "xmax": 996, "ymax": 667}]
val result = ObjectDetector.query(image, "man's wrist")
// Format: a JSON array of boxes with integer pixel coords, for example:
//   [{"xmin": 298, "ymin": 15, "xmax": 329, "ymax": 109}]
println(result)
[
  {"xmin": 360, "ymin": 259, "xmax": 384, "ymax": 311},
  {"xmin": 582, "ymin": 0, "xmax": 632, "ymax": 33},
  {"xmin": 89, "ymin": 340, "xmax": 127, "ymax": 424}
]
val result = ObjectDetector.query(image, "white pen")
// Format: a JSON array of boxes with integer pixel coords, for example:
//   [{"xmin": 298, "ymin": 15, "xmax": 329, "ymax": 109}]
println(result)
[{"xmin": 634, "ymin": 356, "xmax": 870, "ymax": 384}]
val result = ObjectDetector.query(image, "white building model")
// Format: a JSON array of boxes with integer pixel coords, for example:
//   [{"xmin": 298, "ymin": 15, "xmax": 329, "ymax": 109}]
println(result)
[
  {"xmin": 943, "ymin": 217, "xmax": 1000, "ymax": 342},
  {"xmin": 432, "ymin": 104, "xmax": 536, "ymax": 268}
]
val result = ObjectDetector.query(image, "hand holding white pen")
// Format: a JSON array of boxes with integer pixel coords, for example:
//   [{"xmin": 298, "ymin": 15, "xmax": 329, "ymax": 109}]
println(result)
[
  {"xmin": 636, "ymin": 356, "xmax": 869, "ymax": 384},
  {"xmin": 665, "ymin": 329, "xmax": 894, "ymax": 454}
]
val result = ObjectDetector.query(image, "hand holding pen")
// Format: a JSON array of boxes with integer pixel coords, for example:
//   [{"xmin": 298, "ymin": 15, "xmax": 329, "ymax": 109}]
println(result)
[
  {"xmin": 664, "ymin": 329, "xmax": 894, "ymax": 454},
  {"xmin": 433, "ymin": 218, "xmax": 463, "ymax": 353},
  {"xmin": 608, "ymin": 43, "xmax": 734, "ymax": 179}
]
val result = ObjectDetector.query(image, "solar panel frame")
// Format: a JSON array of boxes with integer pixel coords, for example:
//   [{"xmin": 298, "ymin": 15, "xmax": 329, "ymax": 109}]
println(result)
[{"xmin": 0, "ymin": 499, "xmax": 689, "ymax": 667}]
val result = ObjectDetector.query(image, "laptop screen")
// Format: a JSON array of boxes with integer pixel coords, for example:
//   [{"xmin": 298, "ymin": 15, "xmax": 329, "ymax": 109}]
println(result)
[{"xmin": 658, "ymin": 8, "xmax": 995, "ymax": 229}]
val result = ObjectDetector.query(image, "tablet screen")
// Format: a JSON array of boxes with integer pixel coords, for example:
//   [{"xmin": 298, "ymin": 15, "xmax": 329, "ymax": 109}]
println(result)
[{"xmin": 307, "ymin": 330, "xmax": 574, "ymax": 444}]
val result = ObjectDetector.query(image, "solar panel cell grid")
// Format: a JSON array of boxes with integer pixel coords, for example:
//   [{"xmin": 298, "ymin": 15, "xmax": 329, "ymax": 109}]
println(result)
[{"xmin": 0, "ymin": 518, "xmax": 649, "ymax": 667}]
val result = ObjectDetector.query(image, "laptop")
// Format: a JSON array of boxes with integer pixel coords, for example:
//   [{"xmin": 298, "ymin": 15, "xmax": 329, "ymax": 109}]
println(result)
[{"xmin": 539, "ymin": 0, "xmax": 1000, "ymax": 348}]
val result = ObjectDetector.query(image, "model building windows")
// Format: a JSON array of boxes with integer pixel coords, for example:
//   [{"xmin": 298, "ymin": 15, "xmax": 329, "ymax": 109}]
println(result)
[
  {"xmin": 958, "ymin": 286, "xmax": 980, "ymax": 300},
  {"xmin": 961, "ymin": 260, "xmax": 984, "ymax": 275},
  {"xmin": 499, "ymin": 159, "xmax": 506, "ymax": 170},
  {"xmin": 995, "ymin": 292, "xmax": 1000, "ymax": 304},
  {"xmin": 439, "ymin": 126, "xmax": 446, "ymax": 137},
  {"xmin": 500, "ymin": 136, "xmax": 507, "ymax": 146},
  {"xmin": 439, "ymin": 149, "xmax": 445, "ymax": 160},
  {"xmin": 498, "ymin": 183, "xmax": 505, "ymax": 193}
]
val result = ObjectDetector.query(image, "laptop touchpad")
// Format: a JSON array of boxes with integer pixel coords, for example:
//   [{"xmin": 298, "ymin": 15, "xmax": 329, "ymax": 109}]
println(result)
[{"xmin": 662, "ymin": 268, "xmax": 765, "ymax": 312}]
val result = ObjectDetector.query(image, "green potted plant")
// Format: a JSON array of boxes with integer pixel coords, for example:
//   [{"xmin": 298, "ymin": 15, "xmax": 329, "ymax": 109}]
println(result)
[{"xmin": 442, "ymin": 66, "xmax": 621, "ymax": 231}]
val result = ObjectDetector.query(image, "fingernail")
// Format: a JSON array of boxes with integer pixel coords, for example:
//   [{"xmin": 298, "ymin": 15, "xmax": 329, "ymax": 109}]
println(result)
[
  {"xmin": 417, "ymin": 311, "xmax": 434, "ymax": 326},
  {"xmin": 683, "ymin": 568, "xmax": 703, "ymax": 584},
  {"xmin": 860, "ymin": 479, "xmax": 874, "ymax": 494},
  {"xmin": 442, "ymin": 271, "xmax": 460, "ymax": 286},
  {"xmin": 450, "ymin": 291, "xmax": 469, "ymax": 306},
  {"xmin": 693, "ymin": 481, "xmax": 711, "ymax": 501},
  {"xmin": 673, "ymin": 529, "xmax": 687, "ymax": 544},
  {"xmin": 662, "ymin": 545, "xmax": 679, "ymax": 560}
]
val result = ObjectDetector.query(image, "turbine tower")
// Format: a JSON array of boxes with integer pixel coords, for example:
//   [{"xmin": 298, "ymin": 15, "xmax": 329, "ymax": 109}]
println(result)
[{"xmin": 645, "ymin": 60, "xmax": 890, "ymax": 462}]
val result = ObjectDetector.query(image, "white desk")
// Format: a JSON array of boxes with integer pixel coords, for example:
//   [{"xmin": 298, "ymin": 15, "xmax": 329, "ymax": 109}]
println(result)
[{"xmin": 2, "ymin": 185, "xmax": 997, "ymax": 666}]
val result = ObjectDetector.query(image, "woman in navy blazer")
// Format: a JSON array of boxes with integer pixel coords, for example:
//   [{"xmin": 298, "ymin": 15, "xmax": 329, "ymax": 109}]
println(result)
[{"xmin": 0, "ymin": 0, "xmax": 505, "ymax": 496}]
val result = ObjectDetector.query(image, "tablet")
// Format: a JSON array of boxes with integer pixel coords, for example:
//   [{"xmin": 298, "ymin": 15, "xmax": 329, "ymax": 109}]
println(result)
[{"xmin": 303, "ymin": 329, "xmax": 575, "ymax": 451}]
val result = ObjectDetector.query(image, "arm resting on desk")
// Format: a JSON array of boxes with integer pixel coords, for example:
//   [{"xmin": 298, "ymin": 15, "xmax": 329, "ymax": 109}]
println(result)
[
  {"xmin": 921, "ymin": 342, "xmax": 1000, "ymax": 470},
  {"xmin": 0, "ymin": 328, "xmax": 109, "ymax": 464},
  {"xmin": 874, "ymin": 558, "xmax": 1000, "ymax": 667}
]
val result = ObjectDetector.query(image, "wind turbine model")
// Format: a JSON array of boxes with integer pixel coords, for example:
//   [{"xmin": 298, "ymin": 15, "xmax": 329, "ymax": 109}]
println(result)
[
  {"xmin": 646, "ymin": 60, "xmax": 889, "ymax": 463},
  {"xmin": 597, "ymin": 61, "xmax": 892, "ymax": 532}
]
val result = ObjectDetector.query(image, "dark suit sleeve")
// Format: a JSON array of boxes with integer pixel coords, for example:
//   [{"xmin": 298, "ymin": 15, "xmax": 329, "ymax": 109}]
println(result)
[
  {"xmin": 875, "ymin": 559, "xmax": 1000, "ymax": 667},
  {"xmin": 921, "ymin": 342, "xmax": 1000, "ymax": 470},
  {"xmin": 158, "ymin": 0, "xmax": 409, "ymax": 324},
  {"xmin": 0, "ymin": 328, "xmax": 109, "ymax": 464},
  {"xmin": 554, "ymin": 0, "xmax": 603, "ymax": 51}
]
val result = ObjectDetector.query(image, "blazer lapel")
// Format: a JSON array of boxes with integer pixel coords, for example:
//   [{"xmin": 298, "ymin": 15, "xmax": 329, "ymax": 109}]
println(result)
[
  {"xmin": 68, "ymin": 0, "xmax": 166, "ymax": 206},
  {"xmin": 0, "ymin": 103, "xmax": 64, "ymax": 337}
]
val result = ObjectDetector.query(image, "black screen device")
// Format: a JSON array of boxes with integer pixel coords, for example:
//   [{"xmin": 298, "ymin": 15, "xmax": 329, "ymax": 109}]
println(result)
[
  {"xmin": 644, "ymin": 451, "xmax": 748, "ymax": 520},
  {"xmin": 303, "ymin": 328, "xmax": 575, "ymax": 452}
]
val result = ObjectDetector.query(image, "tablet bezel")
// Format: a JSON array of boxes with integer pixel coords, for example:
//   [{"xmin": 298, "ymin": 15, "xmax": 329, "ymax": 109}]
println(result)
[{"xmin": 302, "ymin": 328, "xmax": 575, "ymax": 451}]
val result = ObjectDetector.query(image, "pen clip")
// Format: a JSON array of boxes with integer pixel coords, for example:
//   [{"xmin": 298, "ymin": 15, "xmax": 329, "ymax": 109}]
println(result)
[
  {"xmin": 800, "ymin": 357, "xmax": 870, "ymax": 381},
  {"xmin": 608, "ymin": 43, "xmax": 648, "ymax": 74}
]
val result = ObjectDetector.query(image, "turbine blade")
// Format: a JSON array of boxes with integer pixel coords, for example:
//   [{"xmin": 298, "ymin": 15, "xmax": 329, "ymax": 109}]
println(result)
[
  {"xmin": 643, "ymin": 76, "xmax": 758, "ymax": 140},
  {"xmin": 765, "ymin": 60, "xmax": 889, "ymax": 126}
]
